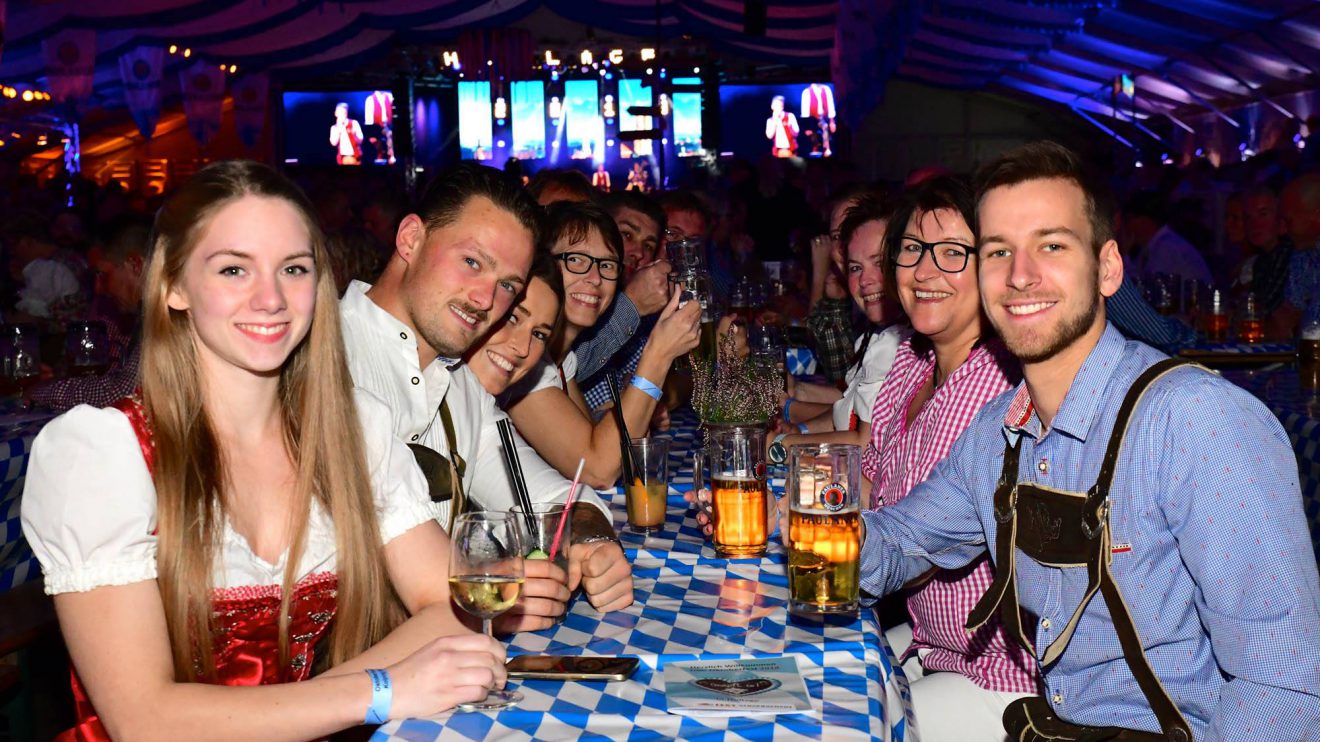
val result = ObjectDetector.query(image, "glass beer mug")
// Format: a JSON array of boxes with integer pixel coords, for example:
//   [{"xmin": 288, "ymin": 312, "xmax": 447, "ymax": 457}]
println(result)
[
  {"xmin": 693, "ymin": 426, "xmax": 773, "ymax": 558},
  {"xmin": 786, "ymin": 443, "xmax": 861, "ymax": 615}
]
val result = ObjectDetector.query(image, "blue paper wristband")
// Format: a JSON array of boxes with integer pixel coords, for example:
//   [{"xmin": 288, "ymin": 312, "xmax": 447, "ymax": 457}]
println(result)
[
  {"xmin": 630, "ymin": 374, "xmax": 662, "ymax": 401},
  {"xmin": 364, "ymin": 668, "xmax": 392, "ymax": 725},
  {"xmin": 783, "ymin": 399, "xmax": 794, "ymax": 423}
]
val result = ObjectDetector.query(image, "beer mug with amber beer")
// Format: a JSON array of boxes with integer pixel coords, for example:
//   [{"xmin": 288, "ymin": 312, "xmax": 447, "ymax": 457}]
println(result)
[
  {"xmin": 787, "ymin": 443, "xmax": 861, "ymax": 615},
  {"xmin": 694, "ymin": 426, "xmax": 773, "ymax": 558}
]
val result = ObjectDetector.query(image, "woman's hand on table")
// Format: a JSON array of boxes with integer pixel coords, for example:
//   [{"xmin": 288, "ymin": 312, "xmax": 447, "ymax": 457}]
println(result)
[
  {"xmin": 683, "ymin": 488, "xmax": 715, "ymax": 537},
  {"xmin": 568, "ymin": 541, "xmax": 634, "ymax": 612},
  {"xmin": 493, "ymin": 558, "xmax": 570, "ymax": 633},
  {"xmin": 386, "ymin": 632, "xmax": 507, "ymax": 717}
]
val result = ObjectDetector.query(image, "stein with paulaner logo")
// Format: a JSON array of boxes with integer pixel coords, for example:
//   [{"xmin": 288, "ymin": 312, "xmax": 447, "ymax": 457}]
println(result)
[{"xmin": 786, "ymin": 443, "xmax": 861, "ymax": 615}]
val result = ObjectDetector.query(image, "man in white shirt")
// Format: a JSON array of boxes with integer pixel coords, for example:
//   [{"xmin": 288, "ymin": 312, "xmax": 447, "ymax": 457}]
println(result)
[
  {"xmin": 340, "ymin": 163, "xmax": 634, "ymax": 631},
  {"xmin": 1121, "ymin": 191, "xmax": 1213, "ymax": 287}
]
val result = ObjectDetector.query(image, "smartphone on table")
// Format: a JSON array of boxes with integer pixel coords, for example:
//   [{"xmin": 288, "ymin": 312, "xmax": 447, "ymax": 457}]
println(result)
[{"xmin": 505, "ymin": 655, "xmax": 640, "ymax": 681}]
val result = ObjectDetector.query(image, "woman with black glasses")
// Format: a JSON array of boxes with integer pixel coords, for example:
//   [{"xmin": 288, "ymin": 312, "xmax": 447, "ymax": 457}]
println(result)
[{"xmin": 501, "ymin": 201, "xmax": 701, "ymax": 490}]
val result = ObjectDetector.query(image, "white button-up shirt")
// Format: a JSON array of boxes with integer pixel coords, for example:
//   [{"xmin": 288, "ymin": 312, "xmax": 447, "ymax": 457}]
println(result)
[{"xmin": 340, "ymin": 281, "xmax": 608, "ymax": 528}]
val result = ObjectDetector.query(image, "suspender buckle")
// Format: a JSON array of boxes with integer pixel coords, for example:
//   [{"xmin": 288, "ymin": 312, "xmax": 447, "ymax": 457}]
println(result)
[
  {"xmin": 993, "ymin": 487, "xmax": 1017, "ymax": 524},
  {"xmin": 1081, "ymin": 500, "xmax": 1108, "ymax": 540}
]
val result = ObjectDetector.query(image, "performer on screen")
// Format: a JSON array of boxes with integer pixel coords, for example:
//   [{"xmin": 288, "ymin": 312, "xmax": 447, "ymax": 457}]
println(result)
[
  {"xmin": 329, "ymin": 102, "xmax": 364, "ymax": 165},
  {"xmin": 626, "ymin": 161, "xmax": 650, "ymax": 192},
  {"xmin": 800, "ymin": 83, "xmax": 836, "ymax": 157},
  {"xmin": 364, "ymin": 90, "xmax": 395, "ymax": 164},
  {"xmin": 765, "ymin": 95, "xmax": 799, "ymax": 158},
  {"xmin": 593, "ymin": 163, "xmax": 612, "ymax": 192}
]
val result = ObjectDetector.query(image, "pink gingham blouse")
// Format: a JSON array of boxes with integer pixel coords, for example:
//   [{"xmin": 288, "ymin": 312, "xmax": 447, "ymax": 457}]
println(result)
[{"xmin": 862, "ymin": 337, "xmax": 1039, "ymax": 694}]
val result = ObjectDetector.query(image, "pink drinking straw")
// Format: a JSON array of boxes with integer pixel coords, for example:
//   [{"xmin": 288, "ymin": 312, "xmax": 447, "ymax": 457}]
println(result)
[{"xmin": 549, "ymin": 458, "xmax": 586, "ymax": 561}]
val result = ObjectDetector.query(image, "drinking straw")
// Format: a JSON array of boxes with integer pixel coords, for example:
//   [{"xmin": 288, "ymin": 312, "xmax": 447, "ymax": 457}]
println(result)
[
  {"xmin": 605, "ymin": 372, "xmax": 645, "ymax": 488},
  {"xmin": 496, "ymin": 418, "xmax": 538, "ymax": 541},
  {"xmin": 549, "ymin": 458, "xmax": 586, "ymax": 561}
]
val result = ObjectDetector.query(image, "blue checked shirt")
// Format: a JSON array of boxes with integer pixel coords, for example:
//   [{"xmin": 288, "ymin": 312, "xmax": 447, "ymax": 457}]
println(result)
[
  {"xmin": 581, "ymin": 316, "xmax": 653, "ymax": 413},
  {"xmin": 573, "ymin": 294, "xmax": 641, "ymax": 381},
  {"xmin": 860, "ymin": 323, "xmax": 1320, "ymax": 740},
  {"xmin": 1105, "ymin": 274, "xmax": 1195, "ymax": 353}
]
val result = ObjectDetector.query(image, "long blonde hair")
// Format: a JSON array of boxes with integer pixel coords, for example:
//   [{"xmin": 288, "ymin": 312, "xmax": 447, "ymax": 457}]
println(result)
[{"xmin": 141, "ymin": 160, "xmax": 401, "ymax": 681}]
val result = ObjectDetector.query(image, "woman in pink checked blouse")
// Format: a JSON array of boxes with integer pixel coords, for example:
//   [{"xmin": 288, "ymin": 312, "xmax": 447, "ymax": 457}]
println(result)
[{"xmin": 860, "ymin": 174, "xmax": 1038, "ymax": 741}]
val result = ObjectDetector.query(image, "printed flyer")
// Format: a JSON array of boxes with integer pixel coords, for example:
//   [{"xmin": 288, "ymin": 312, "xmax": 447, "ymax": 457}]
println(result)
[{"xmin": 663, "ymin": 657, "xmax": 812, "ymax": 717}]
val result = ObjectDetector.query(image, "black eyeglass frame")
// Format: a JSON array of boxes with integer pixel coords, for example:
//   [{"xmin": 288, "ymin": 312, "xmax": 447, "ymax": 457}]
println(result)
[
  {"xmin": 556, "ymin": 251, "xmax": 622, "ymax": 281},
  {"xmin": 891, "ymin": 239, "xmax": 974, "ymax": 274}
]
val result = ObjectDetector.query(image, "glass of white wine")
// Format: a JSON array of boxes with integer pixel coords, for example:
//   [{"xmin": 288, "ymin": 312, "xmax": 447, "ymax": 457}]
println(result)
[{"xmin": 448, "ymin": 511, "xmax": 525, "ymax": 710}]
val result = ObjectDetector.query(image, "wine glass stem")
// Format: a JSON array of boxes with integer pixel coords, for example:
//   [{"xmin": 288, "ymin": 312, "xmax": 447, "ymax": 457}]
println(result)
[{"xmin": 482, "ymin": 617, "xmax": 493, "ymax": 636}]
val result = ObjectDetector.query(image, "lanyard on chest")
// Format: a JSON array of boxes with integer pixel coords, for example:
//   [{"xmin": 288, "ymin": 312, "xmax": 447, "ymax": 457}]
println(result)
[{"xmin": 966, "ymin": 358, "xmax": 1199, "ymax": 742}]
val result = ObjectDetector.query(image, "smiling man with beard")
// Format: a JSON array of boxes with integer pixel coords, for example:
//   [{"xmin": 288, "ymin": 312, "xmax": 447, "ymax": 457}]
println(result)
[
  {"xmin": 847, "ymin": 143, "xmax": 1320, "ymax": 740},
  {"xmin": 341, "ymin": 163, "xmax": 632, "ymax": 633}
]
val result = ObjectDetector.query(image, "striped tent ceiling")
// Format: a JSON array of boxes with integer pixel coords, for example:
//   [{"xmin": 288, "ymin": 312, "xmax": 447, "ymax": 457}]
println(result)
[{"xmin": 1, "ymin": 1, "xmax": 1317, "ymax": 122}]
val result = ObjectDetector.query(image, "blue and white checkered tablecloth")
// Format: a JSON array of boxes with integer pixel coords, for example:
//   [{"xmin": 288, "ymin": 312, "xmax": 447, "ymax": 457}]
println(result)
[
  {"xmin": 372, "ymin": 408, "xmax": 914, "ymax": 742},
  {"xmin": 1223, "ymin": 368, "xmax": 1320, "ymax": 563},
  {"xmin": 0, "ymin": 414, "xmax": 54, "ymax": 592}
]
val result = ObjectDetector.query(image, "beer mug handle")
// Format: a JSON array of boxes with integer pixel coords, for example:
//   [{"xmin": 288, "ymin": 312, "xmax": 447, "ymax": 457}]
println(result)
[{"xmin": 691, "ymin": 448, "xmax": 713, "ymax": 521}]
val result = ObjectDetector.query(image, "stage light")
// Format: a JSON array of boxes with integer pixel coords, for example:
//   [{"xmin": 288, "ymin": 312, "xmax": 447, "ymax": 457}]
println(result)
[
  {"xmin": 21, "ymin": 91, "xmax": 32, "ymax": 102},
  {"xmin": 659, "ymin": 94, "xmax": 670, "ymax": 116},
  {"xmin": 229, "ymin": 65, "xmax": 237, "ymax": 73},
  {"xmin": 1134, "ymin": 160, "xmax": 1143, "ymax": 168},
  {"xmin": 0, "ymin": 140, "xmax": 6, "ymax": 148},
  {"xmin": 1195, "ymin": 147, "xmax": 1204, "ymax": 157},
  {"xmin": 646, "ymin": 68, "xmax": 653, "ymax": 76},
  {"xmin": 693, "ymin": 67, "xmax": 700, "ymax": 74},
  {"xmin": 661, "ymin": 138, "xmax": 668, "ymax": 144},
  {"xmin": 494, "ymin": 96, "xmax": 508, "ymax": 120},
  {"xmin": 497, "ymin": 140, "xmax": 506, "ymax": 148},
  {"xmin": 11, "ymin": 132, "xmax": 19, "ymax": 138},
  {"xmin": 1161, "ymin": 153, "xmax": 1173, "ymax": 165},
  {"xmin": 606, "ymin": 139, "xmax": 615, "ymax": 147},
  {"xmin": 169, "ymin": 45, "xmax": 178, "ymax": 54},
  {"xmin": 641, "ymin": 48, "xmax": 656, "ymax": 61},
  {"xmin": 599, "ymin": 69, "xmax": 606, "ymax": 77},
  {"xmin": 183, "ymin": 48, "xmax": 191, "ymax": 58},
  {"xmin": 218, "ymin": 64, "xmax": 226, "ymax": 71},
  {"xmin": 551, "ymin": 71, "xmax": 559, "ymax": 81}
]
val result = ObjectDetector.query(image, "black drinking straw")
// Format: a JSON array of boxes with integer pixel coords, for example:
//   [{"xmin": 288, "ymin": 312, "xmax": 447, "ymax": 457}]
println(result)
[
  {"xmin": 605, "ymin": 373, "xmax": 644, "ymax": 485},
  {"xmin": 496, "ymin": 418, "xmax": 539, "ymax": 541}
]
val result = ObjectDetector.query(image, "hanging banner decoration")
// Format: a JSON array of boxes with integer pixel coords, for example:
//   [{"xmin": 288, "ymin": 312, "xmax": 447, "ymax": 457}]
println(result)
[
  {"xmin": 457, "ymin": 28, "xmax": 532, "ymax": 80},
  {"xmin": 180, "ymin": 60, "xmax": 226, "ymax": 145},
  {"xmin": 118, "ymin": 46, "xmax": 164, "ymax": 139},
  {"xmin": 232, "ymin": 73, "xmax": 269, "ymax": 148},
  {"xmin": 44, "ymin": 28, "xmax": 97, "ymax": 103}
]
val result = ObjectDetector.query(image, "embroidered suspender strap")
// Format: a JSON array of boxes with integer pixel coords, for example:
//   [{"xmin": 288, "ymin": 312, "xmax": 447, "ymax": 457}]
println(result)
[{"xmin": 438, "ymin": 398, "xmax": 466, "ymax": 532}]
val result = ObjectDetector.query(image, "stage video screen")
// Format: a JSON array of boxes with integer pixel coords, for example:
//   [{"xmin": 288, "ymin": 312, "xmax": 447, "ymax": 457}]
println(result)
[
  {"xmin": 458, "ymin": 81, "xmax": 494, "ymax": 161},
  {"xmin": 719, "ymin": 82, "xmax": 836, "ymax": 160},
  {"xmin": 282, "ymin": 90, "xmax": 398, "ymax": 166},
  {"xmin": 565, "ymin": 80, "xmax": 605, "ymax": 161},
  {"xmin": 671, "ymin": 77, "xmax": 703, "ymax": 157},
  {"xmin": 511, "ymin": 81, "xmax": 546, "ymax": 160},
  {"xmin": 618, "ymin": 78, "xmax": 653, "ymax": 158}
]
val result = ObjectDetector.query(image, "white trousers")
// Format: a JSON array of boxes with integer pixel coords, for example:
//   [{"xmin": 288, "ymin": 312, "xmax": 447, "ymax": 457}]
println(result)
[{"xmin": 885, "ymin": 623, "xmax": 1034, "ymax": 742}]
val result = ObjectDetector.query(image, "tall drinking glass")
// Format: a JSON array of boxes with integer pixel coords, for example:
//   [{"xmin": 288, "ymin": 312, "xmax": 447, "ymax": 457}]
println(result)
[
  {"xmin": 626, "ymin": 437, "xmax": 670, "ymax": 533},
  {"xmin": 0, "ymin": 324, "xmax": 40, "ymax": 398},
  {"xmin": 508, "ymin": 503, "xmax": 570, "ymax": 575},
  {"xmin": 65, "ymin": 320, "xmax": 110, "ymax": 376},
  {"xmin": 694, "ymin": 426, "xmax": 772, "ymax": 558},
  {"xmin": 786, "ymin": 443, "xmax": 861, "ymax": 615},
  {"xmin": 448, "ymin": 512, "xmax": 525, "ymax": 710}
]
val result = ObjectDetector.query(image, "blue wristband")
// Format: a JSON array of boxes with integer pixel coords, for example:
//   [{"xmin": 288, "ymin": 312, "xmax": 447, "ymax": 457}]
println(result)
[
  {"xmin": 783, "ymin": 399, "xmax": 794, "ymax": 423},
  {"xmin": 630, "ymin": 374, "xmax": 662, "ymax": 401},
  {"xmin": 797, "ymin": 423, "xmax": 809, "ymax": 434},
  {"xmin": 364, "ymin": 668, "xmax": 392, "ymax": 725}
]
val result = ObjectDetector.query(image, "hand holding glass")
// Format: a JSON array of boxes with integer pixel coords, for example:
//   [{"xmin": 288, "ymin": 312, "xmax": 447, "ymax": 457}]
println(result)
[{"xmin": 448, "ymin": 512, "xmax": 525, "ymax": 710}]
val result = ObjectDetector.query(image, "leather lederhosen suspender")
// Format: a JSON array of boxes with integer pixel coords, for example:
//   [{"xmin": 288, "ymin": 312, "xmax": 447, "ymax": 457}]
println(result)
[
  {"xmin": 966, "ymin": 358, "xmax": 1200, "ymax": 741},
  {"xmin": 406, "ymin": 398, "xmax": 467, "ymax": 531}
]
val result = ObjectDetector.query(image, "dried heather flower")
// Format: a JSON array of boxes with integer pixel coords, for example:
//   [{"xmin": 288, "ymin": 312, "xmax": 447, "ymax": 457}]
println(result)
[{"xmin": 691, "ymin": 327, "xmax": 781, "ymax": 426}]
